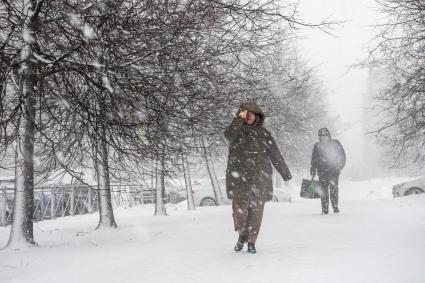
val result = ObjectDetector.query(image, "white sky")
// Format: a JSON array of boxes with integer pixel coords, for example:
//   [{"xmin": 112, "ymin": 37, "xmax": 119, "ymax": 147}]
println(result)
[
  {"xmin": 297, "ymin": 0, "xmax": 383, "ymax": 178},
  {"xmin": 297, "ymin": 0, "xmax": 379, "ymax": 122}
]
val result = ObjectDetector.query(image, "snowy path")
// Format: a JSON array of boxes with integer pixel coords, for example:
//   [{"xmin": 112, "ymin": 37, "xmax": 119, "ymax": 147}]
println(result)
[{"xmin": 1, "ymin": 194, "xmax": 424, "ymax": 283}]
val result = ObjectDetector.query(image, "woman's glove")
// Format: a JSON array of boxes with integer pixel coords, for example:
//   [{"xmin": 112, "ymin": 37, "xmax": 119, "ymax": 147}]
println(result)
[{"xmin": 239, "ymin": 110, "xmax": 248, "ymax": 119}]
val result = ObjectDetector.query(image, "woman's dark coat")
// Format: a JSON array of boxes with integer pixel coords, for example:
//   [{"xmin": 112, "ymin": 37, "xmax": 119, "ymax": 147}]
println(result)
[{"xmin": 224, "ymin": 102, "xmax": 292, "ymax": 202}]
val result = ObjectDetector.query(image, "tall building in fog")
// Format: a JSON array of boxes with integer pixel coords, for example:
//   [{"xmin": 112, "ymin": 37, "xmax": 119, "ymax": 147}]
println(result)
[{"xmin": 362, "ymin": 66, "xmax": 402, "ymax": 178}]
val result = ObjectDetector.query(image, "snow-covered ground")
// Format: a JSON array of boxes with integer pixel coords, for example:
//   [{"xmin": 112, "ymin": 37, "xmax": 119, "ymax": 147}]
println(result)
[{"xmin": 1, "ymin": 178, "xmax": 424, "ymax": 283}]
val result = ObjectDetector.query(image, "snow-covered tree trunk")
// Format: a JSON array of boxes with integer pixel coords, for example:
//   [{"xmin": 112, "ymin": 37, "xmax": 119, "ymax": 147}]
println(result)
[
  {"xmin": 202, "ymin": 140, "xmax": 224, "ymax": 205},
  {"xmin": 95, "ymin": 124, "xmax": 117, "ymax": 229},
  {"xmin": 182, "ymin": 156, "xmax": 196, "ymax": 211},
  {"xmin": 91, "ymin": 43, "xmax": 117, "ymax": 229},
  {"xmin": 6, "ymin": 0, "xmax": 38, "ymax": 248},
  {"xmin": 1, "ymin": 187, "xmax": 6, "ymax": 226},
  {"xmin": 8, "ymin": 122, "xmax": 36, "ymax": 247},
  {"xmin": 154, "ymin": 158, "xmax": 167, "ymax": 216}
]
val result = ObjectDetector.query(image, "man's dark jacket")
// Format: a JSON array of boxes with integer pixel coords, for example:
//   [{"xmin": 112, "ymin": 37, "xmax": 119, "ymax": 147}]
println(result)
[{"xmin": 311, "ymin": 139, "xmax": 346, "ymax": 177}]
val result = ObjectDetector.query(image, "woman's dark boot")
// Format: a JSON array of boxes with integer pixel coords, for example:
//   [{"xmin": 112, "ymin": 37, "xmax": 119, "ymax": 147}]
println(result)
[
  {"xmin": 247, "ymin": 243, "xmax": 256, "ymax": 254},
  {"xmin": 234, "ymin": 235, "xmax": 246, "ymax": 252}
]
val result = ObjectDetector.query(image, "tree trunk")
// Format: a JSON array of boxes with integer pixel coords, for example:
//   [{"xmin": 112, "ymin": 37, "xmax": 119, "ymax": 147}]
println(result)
[
  {"xmin": 154, "ymin": 157, "xmax": 167, "ymax": 216},
  {"xmin": 8, "ymin": 110, "xmax": 36, "ymax": 248},
  {"xmin": 95, "ymin": 125, "xmax": 117, "ymax": 229},
  {"xmin": 7, "ymin": 0, "xmax": 38, "ymax": 248},
  {"xmin": 202, "ymin": 139, "xmax": 224, "ymax": 205},
  {"xmin": 182, "ymin": 155, "xmax": 196, "ymax": 211},
  {"xmin": 92, "ymin": 49, "xmax": 117, "ymax": 228},
  {"xmin": 1, "ymin": 187, "xmax": 6, "ymax": 226}
]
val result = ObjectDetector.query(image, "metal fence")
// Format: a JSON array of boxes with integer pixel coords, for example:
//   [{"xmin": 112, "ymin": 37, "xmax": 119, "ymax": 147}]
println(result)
[{"xmin": 0, "ymin": 184, "xmax": 155, "ymax": 226}]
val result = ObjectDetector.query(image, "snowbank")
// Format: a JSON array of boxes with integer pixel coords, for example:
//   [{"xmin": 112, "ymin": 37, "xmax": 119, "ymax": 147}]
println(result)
[
  {"xmin": 287, "ymin": 176, "xmax": 413, "ymax": 201},
  {"xmin": 0, "ymin": 179, "xmax": 424, "ymax": 283}
]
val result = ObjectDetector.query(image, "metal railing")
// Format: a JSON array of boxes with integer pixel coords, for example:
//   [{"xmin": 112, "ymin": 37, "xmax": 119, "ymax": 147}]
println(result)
[{"xmin": 0, "ymin": 184, "xmax": 155, "ymax": 226}]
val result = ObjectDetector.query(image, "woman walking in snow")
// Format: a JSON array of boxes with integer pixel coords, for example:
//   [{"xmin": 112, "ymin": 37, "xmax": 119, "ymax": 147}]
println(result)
[{"xmin": 224, "ymin": 102, "xmax": 292, "ymax": 254}]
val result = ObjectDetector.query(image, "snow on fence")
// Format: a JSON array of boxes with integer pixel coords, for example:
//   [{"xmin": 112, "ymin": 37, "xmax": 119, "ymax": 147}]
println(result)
[{"xmin": 0, "ymin": 184, "xmax": 155, "ymax": 226}]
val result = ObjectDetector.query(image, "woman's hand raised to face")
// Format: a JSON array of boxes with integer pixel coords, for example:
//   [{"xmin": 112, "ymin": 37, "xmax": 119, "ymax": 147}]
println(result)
[{"xmin": 239, "ymin": 110, "xmax": 248, "ymax": 119}]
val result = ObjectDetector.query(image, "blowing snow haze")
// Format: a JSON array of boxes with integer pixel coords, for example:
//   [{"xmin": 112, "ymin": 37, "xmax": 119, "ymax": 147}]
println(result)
[
  {"xmin": 1, "ymin": 2, "xmax": 425, "ymax": 282},
  {"xmin": 297, "ymin": 0, "xmax": 404, "ymax": 179}
]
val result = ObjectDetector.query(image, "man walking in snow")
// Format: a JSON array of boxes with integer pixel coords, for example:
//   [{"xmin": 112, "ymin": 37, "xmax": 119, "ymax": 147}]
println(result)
[
  {"xmin": 310, "ymin": 128, "xmax": 346, "ymax": 214},
  {"xmin": 224, "ymin": 102, "xmax": 292, "ymax": 254}
]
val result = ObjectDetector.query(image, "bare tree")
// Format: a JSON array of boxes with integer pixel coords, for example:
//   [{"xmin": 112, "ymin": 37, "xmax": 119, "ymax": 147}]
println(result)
[
  {"xmin": 261, "ymin": 41, "xmax": 332, "ymax": 169},
  {"xmin": 197, "ymin": 30, "xmax": 333, "ymax": 178},
  {"xmin": 367, "ymin": 0, "xmax": 425, "ymax": 166}
]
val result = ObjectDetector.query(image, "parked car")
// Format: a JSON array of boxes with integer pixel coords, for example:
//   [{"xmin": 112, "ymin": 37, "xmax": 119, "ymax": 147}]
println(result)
[
  {"xmin": 392, "ymin": 176, "xmax": 425, "ymax": 197},
  {"xmin": 191, "ymin": 178, "xmax": 292, "ymax": 206}
]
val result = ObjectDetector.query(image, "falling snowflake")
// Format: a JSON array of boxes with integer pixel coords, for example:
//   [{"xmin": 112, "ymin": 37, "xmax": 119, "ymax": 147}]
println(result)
[{"xmin": 231, "ymin": 171, "xmax": 240, "ymax": 178}]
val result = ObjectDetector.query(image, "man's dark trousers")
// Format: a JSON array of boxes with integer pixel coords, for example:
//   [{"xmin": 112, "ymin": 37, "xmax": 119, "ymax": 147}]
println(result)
[{"xmin": 319, "ymin": 172, "xmax": 340, "ymax": 213}]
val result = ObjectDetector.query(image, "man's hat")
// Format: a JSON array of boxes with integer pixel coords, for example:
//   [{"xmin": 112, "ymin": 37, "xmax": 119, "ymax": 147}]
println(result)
[{"xmin": 318, "ymin": 128, "xmax": 331, "ymax": 137}]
